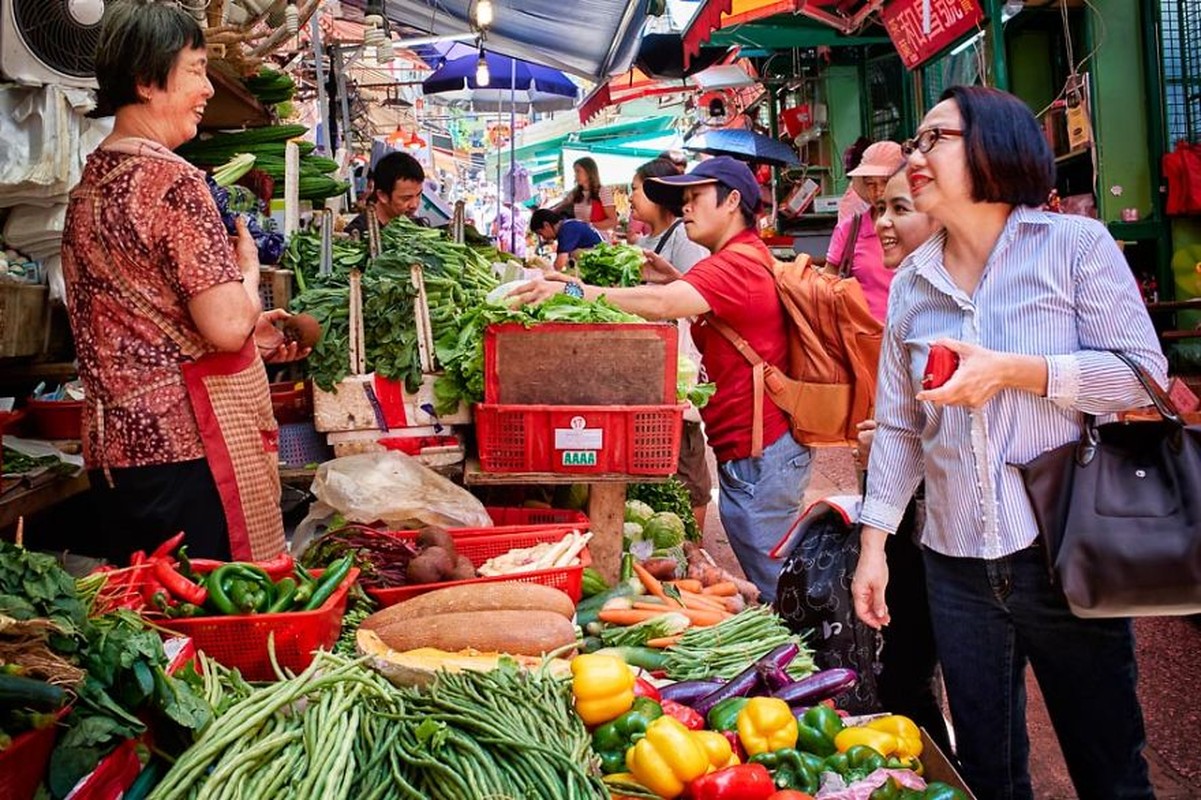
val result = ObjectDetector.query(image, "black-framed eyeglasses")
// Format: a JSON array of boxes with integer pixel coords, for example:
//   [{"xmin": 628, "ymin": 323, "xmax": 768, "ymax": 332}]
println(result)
[{"xmin": 901, "ymin": 127, "xmax": 964, "ymax": 156}]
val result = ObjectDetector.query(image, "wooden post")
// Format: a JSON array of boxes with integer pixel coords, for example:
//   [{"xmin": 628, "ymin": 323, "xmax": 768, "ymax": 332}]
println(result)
[{"xmin": 587, "ymin": 483, "xmax": 627, "ymax": 583}]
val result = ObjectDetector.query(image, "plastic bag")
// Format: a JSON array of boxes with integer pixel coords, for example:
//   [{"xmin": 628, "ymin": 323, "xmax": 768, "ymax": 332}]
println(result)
[
  {"xmin": 774, "ymin": 499, "xmax": 881, "ymax": 715},
  {"xmin": 293, "ymin": 452, "xmax": 491, "ymax": 553}
]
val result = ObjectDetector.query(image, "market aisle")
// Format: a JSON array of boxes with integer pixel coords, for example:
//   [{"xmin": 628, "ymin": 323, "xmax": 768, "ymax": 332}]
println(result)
[{"xmin": 700, "ymin": 446, "xmax": 1201, "ymax": 798}]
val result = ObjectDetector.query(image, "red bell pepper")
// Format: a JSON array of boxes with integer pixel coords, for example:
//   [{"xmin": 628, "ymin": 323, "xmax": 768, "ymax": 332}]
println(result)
[
  {"xmin": 661, "ymin": 699, "xmax": 704, "ymax": 730},
  {"xmin": 150, "ymin": 531, "xmax": 187, "ymax": 560},
  {"xmin": 633, "ymin": 676, "xmax": 662, "ymax": 703},
  {"xmin": 152, "ymin": 558, "xmax": 208, "ymax": 606},
  {"xmin": 721, "ymin": 729, "xmax": 747, "ymax": 763},
  {"xmin": 687, "ymin": 764, "xmax": 775, "ymax": 800}
]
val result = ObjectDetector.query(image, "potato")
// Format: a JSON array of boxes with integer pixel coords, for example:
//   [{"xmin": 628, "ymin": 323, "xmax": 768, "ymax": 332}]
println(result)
[
  {"xmin": 373, "ymin": 610, "xmax": 577, "ymax": 657},
  {"xmin": 449, "ymin": 556, "xmax": 476, "ymax": 581},
  {"xmin": 361, "ymin": 582, "xmax": 575, "ymax": 630},
  {"xmin": 416, "ymin": 526, "xmax": 457, "ymax": 558},
  {"xmin": 407, "ymin": 547, "xmax": 454, "ymax": 584}
]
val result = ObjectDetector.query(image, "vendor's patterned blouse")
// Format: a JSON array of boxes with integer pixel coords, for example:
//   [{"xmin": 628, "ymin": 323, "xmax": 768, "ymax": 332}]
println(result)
[{"xmin": 61, "ymin": 143, "xmax": 243, "ymax": 469}]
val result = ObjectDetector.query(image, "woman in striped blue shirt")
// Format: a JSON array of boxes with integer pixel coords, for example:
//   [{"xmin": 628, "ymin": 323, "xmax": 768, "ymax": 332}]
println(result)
[{"xmin": 852, "ymin": 86, "xmax": 1161, "ymax": 800}]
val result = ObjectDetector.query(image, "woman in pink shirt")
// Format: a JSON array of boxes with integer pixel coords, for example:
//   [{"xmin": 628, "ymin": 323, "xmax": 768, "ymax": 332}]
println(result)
[{"xmin": 824, "ymin": 141, "xmax": 906, "ymax": 322}]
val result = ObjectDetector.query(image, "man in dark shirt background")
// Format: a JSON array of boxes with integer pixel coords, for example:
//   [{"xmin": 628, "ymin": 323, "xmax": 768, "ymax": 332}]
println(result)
[
  {"xmin": 345, "ymin": 152, "xmax": 427, "ymax": 236},
  {"xmin": 529, "ymin": 208, "xmax": 602, "ymax": 269}
]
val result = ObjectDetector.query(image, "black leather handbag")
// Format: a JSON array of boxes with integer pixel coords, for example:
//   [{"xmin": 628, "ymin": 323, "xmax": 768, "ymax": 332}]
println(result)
[{"xmin": 1016, "ymin": 352, "xmax": 1201, "ymax": 618}]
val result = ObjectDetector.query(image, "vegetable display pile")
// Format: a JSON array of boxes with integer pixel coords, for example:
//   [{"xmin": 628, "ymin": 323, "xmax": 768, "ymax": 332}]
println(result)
[
  {"xmin": 281, "ymin": 227, "xmax": 369, "ymax": 292},
  {"xmin": 627, "ymin": 480, "xmax": 703, "ymax": 543},
  {"xmin": 145, "ymin": 651, "xmax": 607, "ymax": 800},
  {"xmin": 663, "ymin": 606, "xmax": 816, "ymax": 682},
  {"xmin": 2, "ymin": 446, "xmax": 78, "ymax": 478},
  {"xmin": 177, "ymin": 124, "xmax": 348, "ymax": 201},
  {"xmin": 574, "ymin": 243, "xmax": 645, "ymax": 287}
]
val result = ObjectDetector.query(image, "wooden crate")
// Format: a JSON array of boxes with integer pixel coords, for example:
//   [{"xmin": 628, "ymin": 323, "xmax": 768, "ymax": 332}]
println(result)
[
  {"xmin": 0, "ymin": 282, "xmax": 47, "ymax": 358},
  {"xmin": 259, "ymin": 268, "xmax": 294, "ymax": 311},
  {"xmin": 312, "ymin": 374, "xmax": 472, "ymax": 433}
]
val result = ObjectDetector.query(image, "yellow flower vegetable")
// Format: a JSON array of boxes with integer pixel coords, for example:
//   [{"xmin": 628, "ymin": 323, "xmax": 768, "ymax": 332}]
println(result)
[
  {"xmin": 736, "ymin": 696, "xmax": 799, "ymax": 756},
  {"xmin": 865, "ymin": 714, "xmax": 924, "ymax": 759},
  {"xmin": 625, "ymin": 716, "xmax": 711, "ymax": 798},
  {"xmin": 692, "ymin": 729, "xmax": 740, "ymax": 771},
  {"xmin": 834, "ymin": 725, "xmax": 900, "ymax": 756},
  {"xmin": 571, "ymin": 653, "xmax": 635, "ymax": 727}
]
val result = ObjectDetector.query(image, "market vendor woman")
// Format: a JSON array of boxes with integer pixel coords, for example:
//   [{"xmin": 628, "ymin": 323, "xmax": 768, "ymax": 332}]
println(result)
[{"xmin": 61, "ymin": 0, "xmax": 303, "ymax": 563}]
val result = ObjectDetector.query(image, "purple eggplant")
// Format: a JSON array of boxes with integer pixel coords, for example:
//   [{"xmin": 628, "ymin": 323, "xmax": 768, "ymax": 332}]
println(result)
[
  {"xmin": 657, "ymin": 679, "xmax": 726, "ymax": 707},
  {"xmin": 773, "ymin": 668, "xmax": 858, "ymax": 707},
  {"xmin": 692, "ymin": 643, "xmax": 800, "ymax": 718},
  {"xmin": 757, "ymin": 660, "xmax": 795, "ymax": 692}
]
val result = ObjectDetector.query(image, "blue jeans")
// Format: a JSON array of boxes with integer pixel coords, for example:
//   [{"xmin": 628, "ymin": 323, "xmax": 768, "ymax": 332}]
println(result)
[
  {"xmin": 717, "ymin": 433, "xmax": 812, "ymax": 604},
  {"xmin": 923, "ymin": 546, "xmax": 1153, "ymax": 800}
]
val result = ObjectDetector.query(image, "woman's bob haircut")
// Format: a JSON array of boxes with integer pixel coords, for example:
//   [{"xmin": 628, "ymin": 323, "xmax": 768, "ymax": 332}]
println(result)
[
  {"xmin": 93, "ymin": 0, "xmax": 207, "ymax": 118},
  {"xmin": 939, "ymin": 85, "xmax": 1056, "ymax": 208}
]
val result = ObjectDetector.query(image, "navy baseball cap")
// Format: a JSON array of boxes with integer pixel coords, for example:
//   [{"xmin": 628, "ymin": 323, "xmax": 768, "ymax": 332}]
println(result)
[{"xmin": 644, "ymin": 156, "xmax": 763, "ymax": 216}]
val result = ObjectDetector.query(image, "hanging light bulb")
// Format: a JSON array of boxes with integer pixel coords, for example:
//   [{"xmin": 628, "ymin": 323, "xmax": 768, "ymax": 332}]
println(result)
[
  {"xmin": 475, "ymin": 47, "xmax": 490, "ymax": 87},
  {"xmin": 284, "ymin": 1, "xmax": 299, "ymax": 35},
  {"xmin": 474, "ymin": 0, "xmax": 494, "ymax": 28}
]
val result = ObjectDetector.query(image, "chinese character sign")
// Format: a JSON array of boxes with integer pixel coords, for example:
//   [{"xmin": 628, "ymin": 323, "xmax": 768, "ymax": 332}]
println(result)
[{"xmin": 882, "ymin": 0, "xmax": 985, "ymax": 69}]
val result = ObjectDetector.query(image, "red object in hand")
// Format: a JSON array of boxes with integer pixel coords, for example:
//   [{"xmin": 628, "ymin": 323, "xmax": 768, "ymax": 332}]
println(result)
[
  {"xmin": 922, "ymin": 344, "xmax": 960, "ymax": 390},
  {"xmin": 633, "ymin": 676, "xmax": 662, "ymax": 703},
  {"xmin": 687, "ymin": 763, "xmax": 775, "ymax": 799},
  {"xmin": 661, "ymin": 699, "xmax": 705, "ymax": 730}
]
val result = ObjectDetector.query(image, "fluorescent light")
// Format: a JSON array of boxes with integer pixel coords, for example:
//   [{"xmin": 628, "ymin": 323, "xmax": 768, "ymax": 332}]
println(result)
[
  {"xmin": 950, "ymin": 30, "xmax": 985, "ymax": 56},
  {"xmin": 392, "ymin": 32, "xmax": 476, "ymax": 50}
]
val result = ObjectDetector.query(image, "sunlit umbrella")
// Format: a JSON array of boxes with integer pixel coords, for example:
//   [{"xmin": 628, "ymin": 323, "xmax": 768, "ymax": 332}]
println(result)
[
  {"xmin": 684, "ymin": 129, "xmax": 801, "ymax": 168},
  {"xmin": 422, "ymin": 51, "xmax": 578, "ymax": 113}
]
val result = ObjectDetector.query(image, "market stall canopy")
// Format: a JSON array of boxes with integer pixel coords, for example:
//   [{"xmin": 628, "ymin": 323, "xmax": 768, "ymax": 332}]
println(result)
[
  {"xmin": 684, "ymin": 128, "xmax": 801, "ymax": 167},
  {"xmin": 578, "ymin": 59, "xmax": 757, "ymax": 125},
  {"xmin": 422, "ymin": 51, "xmax": 579, "ymax": 113},
  {"xmin": 369, "ymin": 0, "xmax": 650, "ymax": 82}
]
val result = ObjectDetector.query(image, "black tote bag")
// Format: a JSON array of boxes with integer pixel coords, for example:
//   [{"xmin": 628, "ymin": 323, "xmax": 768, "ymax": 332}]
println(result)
[{"xmin": 1015, "ymin": 352, "xmax": 1201, "ymax": 618}]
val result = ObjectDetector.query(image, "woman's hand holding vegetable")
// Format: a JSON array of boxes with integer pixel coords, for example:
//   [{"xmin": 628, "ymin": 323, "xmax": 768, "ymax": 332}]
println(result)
[
  {"xmin": 254, "ymin": 309, "xmax": 310, "ymax": 363},
  {"xmin": 915, "ymin": 338, "xmax": 1047, "ymax": 408},
  {"xmin": 851, "ymin": 526, "xmax": 890, "ymax": 630}
]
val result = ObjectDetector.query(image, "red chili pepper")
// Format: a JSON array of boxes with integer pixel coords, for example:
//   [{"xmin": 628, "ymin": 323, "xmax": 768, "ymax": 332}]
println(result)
[
  {"xmin": 254, "ymin": 552, "xmax": 295, "ymax": 581},
  {"xmin": 152, "ymin": 558, "xmax": 209, "ymax": 606},
  {"xmin": 150, "ymin": 531, "xmax": 187, "ymax": 560},
  {"xmin": 188, "ymin": 559, "xmax": 225, "ymax": 574},
  {"xmin": 129, "ymin": 550, "xmax": 147, "ymax": 567},
  {"xmin": 921, "ymin": 344, "xmax": 960, "ymax": 390},
  {"xmin": 687, "ymin": 763, "xmax": 775, "ymax": 800},
  {"xmin": 661, "ymin": 699, "xmax": 704, "ymax": 730},
  {"xmin": 633, "ymin": 676, "xmax": 661, "ymax": 703},
  {"xmin": 721, "ymin": 729, "xmax": 747, "ymax": 763}
]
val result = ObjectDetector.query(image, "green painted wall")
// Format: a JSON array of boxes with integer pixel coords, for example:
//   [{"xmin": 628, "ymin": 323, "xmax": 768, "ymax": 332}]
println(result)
[
  {"xmin": 825, "ymin": 66, "xmax": 863, "ymax": 195},
  {"xmin": 1007, "ymin": 29, "xmax": 1057, "ymax": 113},
  {"xmin": 1088, "ymin": 0, "xmax": 1153, "ymax": 222}
]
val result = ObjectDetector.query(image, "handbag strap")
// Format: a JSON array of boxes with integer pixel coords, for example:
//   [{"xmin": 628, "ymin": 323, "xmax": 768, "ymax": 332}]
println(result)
[
  {"xmin": 1101, "ymin": 352, "xmax": 1182, "ymax": 427},
  {"xmin": 840, "ymin": 212, "xmax": 863, "ymax": 279},
  {"xmin": 653, "ymin": 219, "xmax": 683, "ymax": 256},
  {"xmin": 704, "ymin": 313, "xmax": 766, "ymax": 458}
]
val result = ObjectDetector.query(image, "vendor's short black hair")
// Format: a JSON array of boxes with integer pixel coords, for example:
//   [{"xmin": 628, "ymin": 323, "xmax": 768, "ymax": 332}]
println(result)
[
  {"xmin": 529, "ymin": 208, "xmax": 561, "ymax": 232},
  {"xmin": 372, "ymin": 152, "xmax": 425, "ymax": 199},
  {"xmin": 940, "ymin": 85, "xmax": 1055, "ymax": 207},
  {"xmin": 93, "ymin": 0, "xmax": 207, "ymax": 117}
]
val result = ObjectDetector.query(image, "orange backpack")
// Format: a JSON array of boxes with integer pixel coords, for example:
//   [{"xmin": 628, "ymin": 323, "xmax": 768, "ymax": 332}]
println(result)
[{"xmin": 706, "ymin": 240, "xmax": 883, "ymax": 455}]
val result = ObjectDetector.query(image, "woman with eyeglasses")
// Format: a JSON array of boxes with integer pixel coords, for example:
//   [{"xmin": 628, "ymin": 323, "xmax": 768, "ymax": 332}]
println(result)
[{"xmin": 852, "ymin": 85, "xmax": 1162, "ymax": 800}]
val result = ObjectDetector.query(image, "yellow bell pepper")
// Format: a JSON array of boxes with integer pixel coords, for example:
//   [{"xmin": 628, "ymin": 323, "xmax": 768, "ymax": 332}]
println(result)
[
  {"xmin": 571, "ymin": 653, "xmax": 635, "ymax": 727},
  {"xmin": 866, "ymin": 714, "xmax": 924, "ymax": 759},
  {"xmin": 692, "ymin": 729, "xmax": 740, "ymax": 771},
  {"xmin": 834, "ymin": 725, "xmax": 900, "ymax": 756},
  {"xmin": 625, "ymin": 716, "xmax": 711, "ymax": 798},
  {"xmin": 736, "ymin": 696, "xmax": 798, "ymax": 756}
]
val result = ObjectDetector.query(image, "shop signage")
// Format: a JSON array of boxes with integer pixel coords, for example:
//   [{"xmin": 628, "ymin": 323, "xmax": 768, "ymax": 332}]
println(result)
[
  {"xmin": 554, "ymin": 417, "xmax": 603, "ymax": 450},
  {"xmin": 882, "ymin": 0, "xmax": 985, "ymax": 70},
  {"xmin": 561, "ymin": 451, "xmax": 598, "ymax": 467}
]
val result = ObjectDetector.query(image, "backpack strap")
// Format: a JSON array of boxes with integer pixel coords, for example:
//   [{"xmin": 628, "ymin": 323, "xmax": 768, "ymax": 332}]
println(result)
[
  {"xmin": 840, "ymin": 212, "xmax": 863, "ymax": 279},
  {"xmin": 704, "ymin": 313, "xmax": 766, "ymax": 458},
  {"xmin": 653, "ymin": 219, "xmax": 684, "ymax": 256}
]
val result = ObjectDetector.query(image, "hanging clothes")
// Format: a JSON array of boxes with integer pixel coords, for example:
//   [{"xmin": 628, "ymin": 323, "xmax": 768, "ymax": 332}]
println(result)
[{"xmin": 503, "ymin": 164, "xmax": 533, "ymax": 204}]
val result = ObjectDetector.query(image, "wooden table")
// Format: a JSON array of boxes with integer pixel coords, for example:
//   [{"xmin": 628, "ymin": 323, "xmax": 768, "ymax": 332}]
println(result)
[
  {"xmin": 464, "ymin": 460, "xmax": 666, "ymax": 583},
  {"xmin": 0, "ymin": 471, "xmax": 90, "ymax": 530}
]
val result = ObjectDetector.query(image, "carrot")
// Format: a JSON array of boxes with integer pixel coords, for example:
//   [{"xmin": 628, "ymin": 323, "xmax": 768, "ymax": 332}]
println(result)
[
  {"xmin": 632, "ymin": 602, "xmax": 727, "ymax": 626},
  {"xmin": 670, "ymin": 579, "xmax": 704, "ymax": 594},
  {"xmin": 599, "ymin": 608, "xmax": 678, "ymax": 626},
  {"xmin": 702, "ymin": 581, "xmax": 739, "ymax": 597},
  {"xmin": 645, "ymin": 635, "xmax": 685, "ymax": 648},
  {"xmin": 678, "ymin": 591, "xmax": 728, "ymax": 612},
  {"xmin": 633, "ymin": 562, "xmax": 682, "ymax": 607}
]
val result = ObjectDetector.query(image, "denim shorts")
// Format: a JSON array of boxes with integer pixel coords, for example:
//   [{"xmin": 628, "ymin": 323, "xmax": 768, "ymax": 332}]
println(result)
[{"xmin": 716, "ymin": 433, "xmax": 812, "ymax": 603}]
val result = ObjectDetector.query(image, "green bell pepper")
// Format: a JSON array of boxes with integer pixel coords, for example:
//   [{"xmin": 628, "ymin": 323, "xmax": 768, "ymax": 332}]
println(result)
[
  {"xmin": 796, "ymin": 704, "xmax": 845, "ymax": 756},
  {"xmin": 706, "ymin": 697, "xmax": 750, "ymax": 732},
  {"xmin": 870, "ymin": 776, "xmax": 904, "ymax": 800},
  {"xmin": 824, "ymin": 744, "xmax": 887, "ymax": 783},
  {"xmin": 591, "ymin": 697, "xmax": 663, "ymax": 774},
  {"xmin": 914, "ymin": 782, "xmax": 970, "ymax": 800},
  {"xmin": 749, "ymin": 748, "xmax": 820, "ymax": 794}
]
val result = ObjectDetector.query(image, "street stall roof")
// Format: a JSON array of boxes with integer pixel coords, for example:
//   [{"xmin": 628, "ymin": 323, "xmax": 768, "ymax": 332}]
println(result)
[
  {"xmin": 366, "ymin": 0, "xmax": 651, "ymax": 82},
  {"xmin": 577, "ymin": 60, "xmax": 758, "ymax": 125}
]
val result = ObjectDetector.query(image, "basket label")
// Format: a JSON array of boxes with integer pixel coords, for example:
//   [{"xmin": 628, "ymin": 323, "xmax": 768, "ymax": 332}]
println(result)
[
  {"xmin": 562, "ymin": 450, "xmax": 598, "ymax": 466},
  {"xmin": 554, "ymin": 417, "xmax": 603, "ymax": 450}
]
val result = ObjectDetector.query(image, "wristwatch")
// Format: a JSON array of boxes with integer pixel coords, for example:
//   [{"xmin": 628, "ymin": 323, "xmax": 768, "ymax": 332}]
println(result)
[{"xmin": 562, "ymin": 281, "xmax": 585, "ymax": 299}]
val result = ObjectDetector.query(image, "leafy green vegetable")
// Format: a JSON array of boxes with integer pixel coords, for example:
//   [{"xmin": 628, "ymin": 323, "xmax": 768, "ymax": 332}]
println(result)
[
  {"xmin": 628, "ymin": 477, "xmax": 702, "ymax": 542},
  {"xmin": 0, "ymin": 540, "xmax": 87, "ymax": 653},
  {"xmin": 575, "ymin": 243, "xmax": 645, "ymax": 287}
]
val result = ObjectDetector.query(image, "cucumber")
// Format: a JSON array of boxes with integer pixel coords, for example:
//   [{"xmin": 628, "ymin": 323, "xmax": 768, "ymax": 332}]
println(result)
[
  {"xmin": 594, "ymin": 646, "xmax": 670, "ymax": 672},
  {"xmin": 581, "ymin": 567, "xmax": 609, "ymax": 599},
  {"xmin": 0, "ymin": 674, "xmax": 66, "ymax": 711},
  {"xmin": 575, "ymin": 577, "xmax": 643, "ymax": 630}
]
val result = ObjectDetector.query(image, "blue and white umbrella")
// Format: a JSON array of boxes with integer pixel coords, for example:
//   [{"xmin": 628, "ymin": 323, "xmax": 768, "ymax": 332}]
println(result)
[{"xmin": 684, "ymin": 129, "xmax": 801, "ymax": 168}]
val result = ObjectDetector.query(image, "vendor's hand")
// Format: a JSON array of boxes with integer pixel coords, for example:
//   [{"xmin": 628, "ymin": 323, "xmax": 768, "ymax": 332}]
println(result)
[
  {"xmin": 506, "ymin": 278, "xmax": 570, "ymax": 307},
  {"xmin": 915, "ymin": 339, "xmax": 1005, "ymax": 408},
  {"xmin": 642, "ymin": 250, "xmax": 681, "ymax": 285},
  {"xmin": 854, "ymin": 419, "xmax": 877, "ymax": 468},
  {"xmin": 254, "ymin": 309, "xmax": 311, "ymax": 363},
  {"xmin": 233, "ymin": 217, "xmax": 260, "ymax": 279},
  {"xmin": 852, "ymin": 528, "xmax": 891, "ymax": 630}
]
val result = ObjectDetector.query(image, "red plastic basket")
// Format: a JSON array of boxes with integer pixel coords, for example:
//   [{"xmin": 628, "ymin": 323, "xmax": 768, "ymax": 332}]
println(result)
[
  {"xmin": 475, "ymin": 404, "xmax": 684, "ymax": 475},
  {"xmin": 366, "ymin": 529, "xmax": 590, "ymax": 608},
  {"xmin": 0, "ymin": 708, "xmax": 67, "ymax": 800},
  {"xmin": 26, "ymin": 398, "xmax": 83, "ymax": 440},
  {"xmin": 465, "ymin": 505, "xmax": 590, "ymax": 535},
  {"xmin": 156, "ymin": 568, "xmax": 359, "ymax": 681}
]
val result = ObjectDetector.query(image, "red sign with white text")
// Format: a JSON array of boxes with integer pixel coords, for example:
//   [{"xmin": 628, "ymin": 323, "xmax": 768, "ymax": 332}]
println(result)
[{"xmin": 882, "ymin": 0, "xmax": 985, "ymax": 70}]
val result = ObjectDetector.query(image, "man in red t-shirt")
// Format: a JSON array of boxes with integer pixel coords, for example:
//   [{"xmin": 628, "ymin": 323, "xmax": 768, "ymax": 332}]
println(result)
[{"xmin": 509, "ymin": 157, "xmax": 812, "ymax": 602}]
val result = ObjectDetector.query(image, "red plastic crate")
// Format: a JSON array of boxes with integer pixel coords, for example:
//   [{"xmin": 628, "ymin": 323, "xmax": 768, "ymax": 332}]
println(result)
[
  {"xmin": 484, "ymin": 322, "xmax": 678, "ymax": 406},
  {"xmin": 366, "ymin": 528, "xmax": 590, "ymax": 608},
  {"xmin": 157, "ymin": 568, "xmax": 359, "ymax": 681},
  {"xmin": 475, "ymin": 404, "xmax": 684, "ymax": 475},
  {"xmin": 465, "ymin": 505, "xmax": 591, "ymax": 535},
  {"xmin": 0, "ymin": 708, "xmax": 67, "ymax": 800}
]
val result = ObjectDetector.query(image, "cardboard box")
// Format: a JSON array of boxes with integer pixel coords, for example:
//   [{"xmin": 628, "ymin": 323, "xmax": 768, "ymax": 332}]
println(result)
[
  {"xmin": 920, "ymin": 728, "xmax": 976, "ymax": 799},
  {"xmin": 312, "ymin": 373, "xmax": 471, "ymax": 433}
]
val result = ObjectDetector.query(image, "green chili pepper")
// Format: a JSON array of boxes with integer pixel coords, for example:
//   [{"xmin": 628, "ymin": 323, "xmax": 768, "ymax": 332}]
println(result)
[
  {"xmin": 205, "ymin": 566, "xmax": 241, "ymax": 615},
  {"xmin": 304, "ymin": 556, "xmax": 352, "ymax": 610},
  {"xmin": 267, "ymin": 578, "xmax": 298, "ymax": 613}
]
